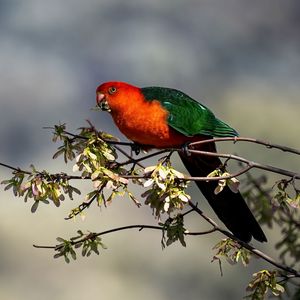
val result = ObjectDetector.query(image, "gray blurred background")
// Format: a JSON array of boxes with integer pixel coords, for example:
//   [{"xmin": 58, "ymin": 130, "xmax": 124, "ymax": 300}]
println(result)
[{"xmin": 0, "ymin": 0, "xmax": 299, "ymax": 299}]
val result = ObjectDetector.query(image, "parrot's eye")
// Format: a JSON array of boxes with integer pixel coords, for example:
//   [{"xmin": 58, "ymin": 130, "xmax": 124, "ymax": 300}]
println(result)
[{"xmin": 108, "ymin": 86, "xmax": 117, "ymax": 95}]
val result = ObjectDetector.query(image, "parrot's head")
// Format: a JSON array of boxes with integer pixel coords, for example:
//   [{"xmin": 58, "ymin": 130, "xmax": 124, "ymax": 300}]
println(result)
[{"xmin": 96, "ymin": 81, "xmax": 141, "ymax": 113}]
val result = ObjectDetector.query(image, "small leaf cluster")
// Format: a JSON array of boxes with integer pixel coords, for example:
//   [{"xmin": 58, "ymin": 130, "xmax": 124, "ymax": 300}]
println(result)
[
  {"xmin": 70, "ymin": 155, "xmax": 140, "ymax": 218},
  {"xmin": 52, "ymin": 123, "xmax": 118, "ymax": 164},
  {"xmin": 160, "ymin": 214, "xmax": 187, "ymax": 248},
  {"xmin": 52, "ymin": 124, "xmax": 78, "ymax": 162},
  {"xmin": 142, "ymin": 161, "xmax": 190, "ymax": 218},
  {"xmin": 54, "ymin": 230, "xmax": 107, "ymax": 263},
  {"xmin": 212, "ymin": 238, "xmax": 252, "ymax": 267},
  {"xmin": 52, "ymin": 124, "xmax": 140, "ymax": 217},
  {"xmin": 72, "ymin": 135, "xmax": 117, "ymax": 176},
  {"xmin": 1, "ymin": 166, "xmax": 80, "ymax": 212},
  {"xmin": 274, "ymin": 179, "xmax": 300, "ymax": 209},
  {"xmin": 207, "ymin": 169, "xmax": 240, "ymax": 194},
  {"xmin": 245, "ymin": 270, "xmax": 285, "ymax": 299}
]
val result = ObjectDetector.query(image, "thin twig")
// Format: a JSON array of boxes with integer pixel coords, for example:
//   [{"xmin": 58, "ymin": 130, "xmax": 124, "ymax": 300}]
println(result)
[
  {"xmin": 64, "ymin": 189, "xmax": 101, "ymax": 220},
  {"xmin": 117, "ymin": 149, "xmax": 169, "ymax": 167},
  {"xmin": 0, "ymin": 162, "xmax": 31, "ymax": 175}
]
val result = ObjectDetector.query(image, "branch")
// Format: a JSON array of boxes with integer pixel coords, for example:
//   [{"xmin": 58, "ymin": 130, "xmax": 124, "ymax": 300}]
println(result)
[
  {"xmin": 117, "ymin": 149, "xmax": 169, "ymax": 167},
  {"xmin": 32, "ymin": 224, "xmax": 216, "ymax": 249},
  {"xmin": 186, "ymin": 149, "xmax": 300, "ymax": 180},
  {"xmin": 189, "ymin": 137, "xmax": 300, "ymax": 156},
  {"xmin": 0, "ymin": 162, "xmax": 31, "ymax": 175},
  {"xmin": 188, "ymin": 200, "xmax": 300, "ymax": 277}
]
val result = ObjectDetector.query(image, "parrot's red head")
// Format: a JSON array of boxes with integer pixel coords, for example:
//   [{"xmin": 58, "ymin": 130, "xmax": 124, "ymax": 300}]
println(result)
[{"xmin": 96, "ymin": 81, "xmax": 141, "ymax": 113}]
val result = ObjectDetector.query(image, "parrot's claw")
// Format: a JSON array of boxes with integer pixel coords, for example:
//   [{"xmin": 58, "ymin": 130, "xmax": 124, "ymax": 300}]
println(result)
[
  {"xmin": 131, "ymin": 143, "xmax": 142, "ymax": 155},
  {"xmin": 131, "ymin": 143, "xmax": 152, "ymax": 155},
  {"xmin": 181, "ymin": 142, "xmax": 191, "ymax": 157}
]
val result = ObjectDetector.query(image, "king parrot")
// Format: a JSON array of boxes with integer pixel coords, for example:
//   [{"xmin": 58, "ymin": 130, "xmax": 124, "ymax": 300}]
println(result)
[{"xmin": 96, "ymin": 81, "xmax": 267, "ymax": 243}]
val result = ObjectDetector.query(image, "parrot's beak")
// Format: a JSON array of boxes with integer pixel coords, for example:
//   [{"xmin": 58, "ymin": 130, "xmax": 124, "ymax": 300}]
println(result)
[
  {"xmin": 96, "ymin": 93, "xmax": 111, "ymax": 112},
  {"xmin": 96, "ymin": 93, "xmax": 105, "ymax": 104}
]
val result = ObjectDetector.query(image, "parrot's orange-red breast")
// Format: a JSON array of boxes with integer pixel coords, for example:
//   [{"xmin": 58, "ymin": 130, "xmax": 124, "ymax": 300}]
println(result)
[{"xmin": 96, "ymin": 81, "xmax": 200, "ymax": 148}]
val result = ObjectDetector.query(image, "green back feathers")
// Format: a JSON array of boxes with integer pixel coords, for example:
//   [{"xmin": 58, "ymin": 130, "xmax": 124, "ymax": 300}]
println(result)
[{"xmin": 141, "ymin": 86, "xmax": 238, "ymax": 138}]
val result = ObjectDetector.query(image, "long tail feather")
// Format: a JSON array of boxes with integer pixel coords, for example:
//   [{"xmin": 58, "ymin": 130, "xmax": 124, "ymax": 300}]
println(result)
[{"xmin": 179, "ymin": 141, "xmax": 267, "ymax": 243}]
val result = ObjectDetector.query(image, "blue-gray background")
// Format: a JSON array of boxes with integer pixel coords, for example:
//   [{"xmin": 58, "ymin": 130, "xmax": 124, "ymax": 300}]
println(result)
[{"xmin": 0, "ymin": 1, "xmax": 299, "ymax": 299}]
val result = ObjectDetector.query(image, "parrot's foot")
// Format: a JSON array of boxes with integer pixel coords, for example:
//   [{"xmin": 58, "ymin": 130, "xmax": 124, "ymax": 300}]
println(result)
[
  {"xmin": 181, "ymin": 142, "xmax": 192, "ymax": 157},
  {"xmin": 131, "ymin": 143, "xmax": 142, "ymax": 155},
  {"xmin": 131, "ymin": 143, "xmax": 151, "ymax": 155}
]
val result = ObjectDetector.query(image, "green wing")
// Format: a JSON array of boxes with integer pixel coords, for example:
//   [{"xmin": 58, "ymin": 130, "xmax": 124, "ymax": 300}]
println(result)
[{"xmin": 141, "ymin": 86, "xmax": 238, "ymax": 137}]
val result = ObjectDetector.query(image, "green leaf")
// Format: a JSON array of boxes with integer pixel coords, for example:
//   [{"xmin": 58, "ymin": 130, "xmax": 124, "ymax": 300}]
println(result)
[
  {"xmin": 212, "ymin": 238, "xmax": 252, "ymax": 267},
  {"xmin": 56, "ymin": 237, "xmax": 65, "ymax": 243},
  {"xmin": 245, "ymin": 270, "xmax": 285, "ymax": 299},
  {"xmin": 31, "ymin": 201, "xmax": 39, "ymax": 213},
  {"xmin": 161, "ymin": 215, "xmax": 187, "ymax": 248}
]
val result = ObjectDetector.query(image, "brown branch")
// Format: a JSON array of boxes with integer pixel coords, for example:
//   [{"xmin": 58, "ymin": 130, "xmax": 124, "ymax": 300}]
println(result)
[
  {"xmin": 33, "ymin": 224, "xmax": 216, "ymax": 249},
  {"xmin": 64, "ymin": 187, "xmax": 103, "ymax": 220},
  {"xmin": 186, "ymin": 149, "xmax": 300, "ymax": 180},
  {"xmin": 0, "ymin": 162, "xmax": 31, "ymax": 175},
  {"xmin": 117, "ymin": 149, "xmax": 169, "ymax": 167},
  {"xmin": 53, "ymin": 128, "xmax": 134, "ymax": 147},
  {"xmin": 183, "ymin": 165, "xmax": 253, "ymax": 182},
  {"xmin": 189, "ymin": 137, "xmax": 300, "ymax": 156},
  {"xmin": 188, "ymin": 200, "xmax": 300, "ymax": 277}
]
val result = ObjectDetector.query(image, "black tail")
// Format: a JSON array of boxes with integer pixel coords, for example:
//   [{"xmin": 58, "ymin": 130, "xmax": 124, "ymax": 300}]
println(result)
[{"xmin": 179, "ymin": 141, "xmax": 267, "ymax": 243}]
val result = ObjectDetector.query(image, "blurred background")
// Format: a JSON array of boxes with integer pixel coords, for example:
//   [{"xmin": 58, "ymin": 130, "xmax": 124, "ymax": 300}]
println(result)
[{"xmin": 0, "ymin": 0, "xmax": 299, "ymax": 299}]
